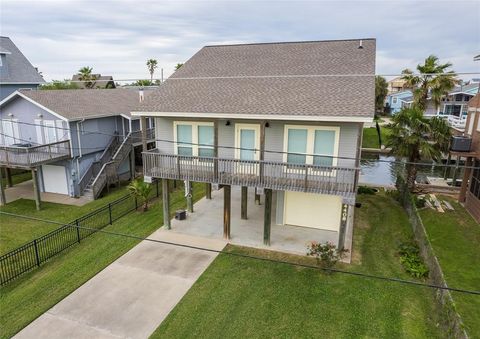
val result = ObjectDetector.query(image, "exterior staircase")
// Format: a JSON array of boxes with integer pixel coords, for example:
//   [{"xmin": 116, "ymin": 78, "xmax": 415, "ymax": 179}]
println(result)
[{"xmin": 89, "ymin": 132, "xmax": 135, "ymax": 199}]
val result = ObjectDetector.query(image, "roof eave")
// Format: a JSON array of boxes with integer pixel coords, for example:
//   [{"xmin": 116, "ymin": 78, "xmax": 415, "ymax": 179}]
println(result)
[{"xmin": 131, "ymin": 111, "xmax": 374, "ymax": 123}]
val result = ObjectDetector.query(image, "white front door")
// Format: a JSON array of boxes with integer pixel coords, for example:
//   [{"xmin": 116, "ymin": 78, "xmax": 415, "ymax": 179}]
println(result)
[
  {"xmin": 235, "ymin": 124, "xmax": 260, "ymax": 175},
  {"xmin": 42, "ymin": 165, "xmax": 69, "ymax": 195}
]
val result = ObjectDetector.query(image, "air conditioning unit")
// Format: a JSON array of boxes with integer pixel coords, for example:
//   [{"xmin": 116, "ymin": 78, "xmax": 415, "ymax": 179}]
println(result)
[{"xmin": 450, "ymin": 136, "xmax": 472, "ymax": 152}]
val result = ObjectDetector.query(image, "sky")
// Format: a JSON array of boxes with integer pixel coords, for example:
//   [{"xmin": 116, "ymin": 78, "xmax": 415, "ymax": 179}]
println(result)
[{"xmin": 1, "ymin": 0, "xmax": 479, "ymax": 82}]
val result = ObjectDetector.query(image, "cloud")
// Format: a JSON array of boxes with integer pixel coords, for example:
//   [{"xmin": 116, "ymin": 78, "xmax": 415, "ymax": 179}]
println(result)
[{"xmin": 1, "ymin": 0, "xmax": 479, "ymax": 82}]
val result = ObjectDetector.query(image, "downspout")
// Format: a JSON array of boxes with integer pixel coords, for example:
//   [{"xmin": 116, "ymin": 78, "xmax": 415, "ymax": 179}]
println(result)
[{"xmin": 77, "ymin": 119, "xmax": 84, "ymax": 158}]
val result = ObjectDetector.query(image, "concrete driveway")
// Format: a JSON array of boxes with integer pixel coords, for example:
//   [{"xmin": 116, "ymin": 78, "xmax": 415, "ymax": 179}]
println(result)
[{"xmin": 14, "ymin": 230, "xmax": 226, "ymax": 339}]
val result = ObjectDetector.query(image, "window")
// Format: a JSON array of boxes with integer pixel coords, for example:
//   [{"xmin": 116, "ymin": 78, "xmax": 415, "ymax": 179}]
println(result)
[
  {"xmin": 286, "ymin": 129, "xmax": 307, "ymax": 164},
  {"xmin": 283, "ymin": 125, "xmax": 339, "ymax": 167},
  {"xmin": 313, "ymin": 130, "xmax": 336, "ymax": 166},
  {"xmin": 174, "ymin": 121, "xmax": 214, "ymax": 157},
  {"xmin": 198, "ymin": 125, "xmax": 214, "ymax": 157},
  {"xmin": 0, "ymin": 119, "xmax": 19, "ymax": 146},
  {"xmin": 392, "ymin": 97, "xmax": 398, "ymax": 104},
  {"xmin": 444, "ymin": 104, "xmax": 462, "ymax": 116},
  {"xmin": 176, "ymin": 124, "xmax": 193, "ymax": 155},
  {"xmin": 43, "ymin": 120, "xmax": 57, "ymax": 143}
]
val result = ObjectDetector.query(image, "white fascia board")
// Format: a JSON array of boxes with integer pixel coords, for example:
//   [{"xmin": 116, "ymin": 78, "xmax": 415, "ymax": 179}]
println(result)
[{"xmin": 131, "ymin": 111, "xmax": 374, "ymax": 123}]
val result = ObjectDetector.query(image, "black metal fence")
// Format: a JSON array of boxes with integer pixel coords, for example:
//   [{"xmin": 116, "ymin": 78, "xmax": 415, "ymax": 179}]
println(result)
[{"xmin": 0, "ymin": 181, "xmax": 162, "ymax": 285}]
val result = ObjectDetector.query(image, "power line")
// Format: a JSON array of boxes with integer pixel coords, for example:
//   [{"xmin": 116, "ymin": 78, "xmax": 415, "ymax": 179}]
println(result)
[
  {"xmin": 1, "ymin": 210, "xmax": 479, "ymax": 296},
  {"xmin": 5, "ymin": 120, "xmax": 479, "ymax": 170}
]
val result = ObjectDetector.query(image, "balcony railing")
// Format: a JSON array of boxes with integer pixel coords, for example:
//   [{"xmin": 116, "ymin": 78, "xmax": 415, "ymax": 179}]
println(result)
[
  {"xmin": 143, "ymin": 151, "xmax": 358, "ymax": 203},
  {"xmin": 131, "ymin": 128, "xmax": 155, "ymax": 145},
  {"xmin": 0, "ymin": 140, "xmax": 71, "ymax": 168}
]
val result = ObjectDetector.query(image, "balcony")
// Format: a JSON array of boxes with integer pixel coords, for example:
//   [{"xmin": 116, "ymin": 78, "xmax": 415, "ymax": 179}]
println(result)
[
  {"xmin": 143, "ymin": 150, "xmax": 358, "ymax": 203},
  {"xmin": 0, "ymin": 140, "xmax": 71, "ymax": 169}
]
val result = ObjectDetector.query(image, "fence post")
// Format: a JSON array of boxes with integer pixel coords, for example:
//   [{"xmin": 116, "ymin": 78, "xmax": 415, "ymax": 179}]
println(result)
[
  {"xmin": 108, "ymin": 203, "xmax": 113, "ymax": 224},
  {"xmin": 33, "ymin": 239, "xmax": 40, "ymax": 267},
  {"xmin": 76, "ymin": 219, "xmax": 81, "ymax": 243}
]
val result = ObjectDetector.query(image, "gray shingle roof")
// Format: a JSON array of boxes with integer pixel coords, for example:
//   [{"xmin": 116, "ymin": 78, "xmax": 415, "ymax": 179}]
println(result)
[
  {"xmin": 15, "ymin": 89, "xmax": 144, "ymax": 120},
  {"xmin": 0, "ymin": 37, "xmax": 45, "ymax": 84},
  {"xmin": 136, "ymin": 39, "xmax": 376, "ymax": 119}
]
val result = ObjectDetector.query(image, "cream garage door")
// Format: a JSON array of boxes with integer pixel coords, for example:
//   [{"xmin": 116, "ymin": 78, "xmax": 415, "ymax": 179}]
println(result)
[
  {"xmin": 284, "ymin": 191, "xmax": 342, "ymax": 231},
  {"xmin": 42, "ymin": 165, "xmax": 69, "ymax": 195}
]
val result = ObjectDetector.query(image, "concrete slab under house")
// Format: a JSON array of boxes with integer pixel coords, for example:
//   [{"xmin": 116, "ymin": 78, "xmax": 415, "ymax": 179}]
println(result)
[{"xmin": 168, "ymin": 185, "xmax": 354, "ymax": 259}]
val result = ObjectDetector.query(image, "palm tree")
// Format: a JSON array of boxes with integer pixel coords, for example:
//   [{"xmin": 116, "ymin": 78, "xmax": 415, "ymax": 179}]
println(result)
[
  {"xmin": 387, "ymin": 107, "xmax": 451, "ymax": 190},
  {"xmin": 401, "ymin": 55, "xmax": 459, "ymax": 111},
  {"xmin": 146, "ymin": 59, "xmax": 158, "ymax": 84},
  {"xmin": 77, "ymin": 66, "xmax": 97, "ymax": 89},
  {"xmin": 128, "ymin": 179, "xmax": 152, "ymax": 212}
]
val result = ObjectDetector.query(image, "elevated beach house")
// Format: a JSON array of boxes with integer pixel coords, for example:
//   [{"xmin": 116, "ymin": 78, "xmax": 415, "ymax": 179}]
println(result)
[
  {"xmin": 133, "ymin": 39, "xmax": 376, "ymax": 254},
  {"xmin": 0, "ymin": 89, "xmax": 155, "ymax": 209}
]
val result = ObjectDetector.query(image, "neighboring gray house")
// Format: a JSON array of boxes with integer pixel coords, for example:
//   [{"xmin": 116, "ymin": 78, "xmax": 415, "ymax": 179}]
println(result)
[
  {"xmin": 0, "ymin": 89, "xmax": 155, "ymax": 207},
  {"xmin": 133, "ymin": 39, "xmax": 375, "ymax": 256},
  {"xmin": 71, "ymin": 74, "xmax": 116, "ymax": 89},
  {"xmin": 0, "ymin": 36, "xmax": 45, "ymax": 100}
]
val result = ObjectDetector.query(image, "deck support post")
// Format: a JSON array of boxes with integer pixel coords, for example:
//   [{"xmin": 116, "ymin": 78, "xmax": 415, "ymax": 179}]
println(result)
[
  {"xmin": 31, "ymin": 168, "xmax": 41, "ymax": 211},
  {"xmin": 162, "ymin": 179, "xmax": 171, "ymax": 229},
  {"xmin": 241, "ymin": 186, "xmax": 248, "ymax": 219},
  {"xmin": 186, "ymin": 181, "xmax": 193, "ymax": 213},
  {"xmin": 129, "ymin": 147, "xmax": 135, "ymax": 180},
  {"xmin": 459, "ymin": 156, "xmax": 472, "ymax": 202},
  {"xmin": 5, "ymin": 168, "xmax": 12, "ymax": 188},
  {"xmin": 206, "ymin": 183, "xmax": 212, "ymax": 199},
  {"xmin": 255, "ymin": 188, "xmax": 261, "ymax": 205},
  {"xmin": 443, "ymin": 153, "xmax": 451, "ymax": 180},
  {"xmin": 0, "ymin": 167, "xmax": 6, "ymax": 206},
  {"xmin": 140, "ymin": 116, "xmax": 148, "ymax": 152},
  {"xmin": 223, "ymin": 185, "xmax": 231, "ymax": 240},
  {"xmin": 337, "ymin": 204, "xmax": 349, "ymax": 250},
  {"xmin": 263, "ymin": 189, "xmax": 272, "ymax": 246},
  {"xmin": 451, "ymin": 155, "xmax": 460, "ymax": 186}
]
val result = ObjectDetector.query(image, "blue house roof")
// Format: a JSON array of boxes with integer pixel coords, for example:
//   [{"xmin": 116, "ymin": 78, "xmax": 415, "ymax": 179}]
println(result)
[{"xmin": 0, "ymin": 36, "xmax": 45, "ymax": 84}]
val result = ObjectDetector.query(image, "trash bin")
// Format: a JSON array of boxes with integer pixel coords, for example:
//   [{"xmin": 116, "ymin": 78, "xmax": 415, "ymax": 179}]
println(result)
[{"xmin": 175, "ymin": 209, "xmax": 187, "ymax": 220}]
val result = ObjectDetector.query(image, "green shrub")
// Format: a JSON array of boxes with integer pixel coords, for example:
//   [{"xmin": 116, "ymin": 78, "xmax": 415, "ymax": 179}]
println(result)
[
  {"xmin": 413, "ymin": 195, "xmax": 426, "ymax": 209},
  {"xmin": 358, "ymin": 186, "xmax": 377, "ymax": 195},
  {"xmin": 398, "ymin": 242, "xmax": 429, "ymax": 279},
  {"xmin": 307, "ymin": 242, "xmax": 348, "ymax": 270}
]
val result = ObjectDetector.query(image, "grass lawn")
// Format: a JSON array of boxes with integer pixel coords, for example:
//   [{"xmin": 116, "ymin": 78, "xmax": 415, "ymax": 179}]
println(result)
[
  {"xmin": 151, "ymin": 192, "xmax": 442, "ymax": 338},
  {"xmin": 0, "ymin": 184, "xmax": 133, "ymax": 254},
  {"xmin": 362, "ymin": 126, "xmax": 391, "ymax": 149},
  {"xmin": 0, "ymin": 181, "xmax": 205, "ymax": 339},
  {"xmin": 1, "ymin": 169, "xmax": 32, "ymax": 188},
  {"xmin": 419, "ymin": 197, "xmax": 480, "ymax": 338}
]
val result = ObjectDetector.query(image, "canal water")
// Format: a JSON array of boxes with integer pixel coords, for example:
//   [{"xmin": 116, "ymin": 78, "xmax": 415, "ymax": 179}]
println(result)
[{"xmin": 359, "ymin": 153, "xmax": 464, "ymax": 187}]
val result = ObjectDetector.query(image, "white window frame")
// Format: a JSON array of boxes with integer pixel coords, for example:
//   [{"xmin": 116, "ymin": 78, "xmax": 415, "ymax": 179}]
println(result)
[
  {"xmin": 173, "ymin": 121, "xmax": 214, "ymax": 157},
  {"xmin": 0, "ymin": 119, "xmax": 20, "ymax": 146},
  {"xmin": 282, "ymin": 125, "xmax": 340, "ymax": 168},
  {"xmin": 234, "ymin": 123, "xmax": 261, "ymax": 160},
  {"xmin": 43, "ymin": 120, "xmax": 58, "ymax": 143}
]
